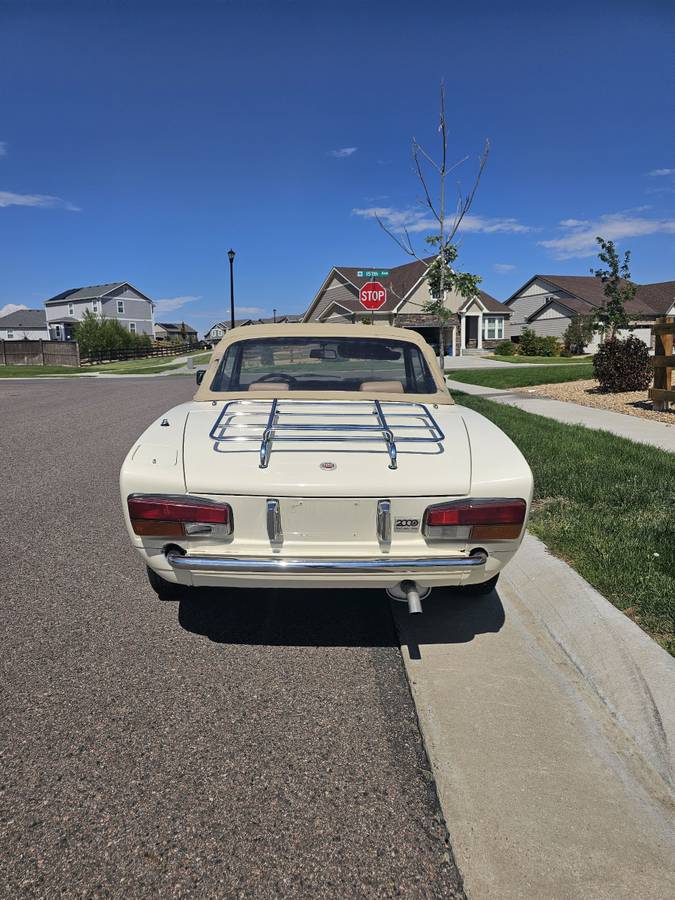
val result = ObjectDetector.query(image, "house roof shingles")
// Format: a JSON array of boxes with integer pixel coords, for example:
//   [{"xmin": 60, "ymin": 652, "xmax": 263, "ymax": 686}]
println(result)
[
  {"xmin": 0, "ymin": 309, "xmax": 48, "ymax": 329},
  {"xmin": 518, "ymin": 275, "xmax": 675, "ymax": 321},
  {"xmin": 45, "ymin": 282, "xmax": 126, "ymax": 305},
  {"xmin": 156, "ymin": 321, "xmax": 198, "ymax": 333}
]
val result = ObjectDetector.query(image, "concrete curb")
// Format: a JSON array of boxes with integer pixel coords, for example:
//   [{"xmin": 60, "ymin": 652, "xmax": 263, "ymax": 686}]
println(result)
[
  {"xmin": 392, "ymin": 534, "xmax": 675, "ymax": 898},
  {"xmin": 504, "ymin": 534, "xmax": 675, "ymax": 794}
]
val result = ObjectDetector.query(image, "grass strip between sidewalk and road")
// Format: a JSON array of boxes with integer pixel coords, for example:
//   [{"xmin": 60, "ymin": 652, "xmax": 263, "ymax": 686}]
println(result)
[
  {"xmin": 454, "ymin": 390, "xmax": 675, "ymax": 654},
  {"xmin": 446, "ymin": 362, "xmax": 594, "ymax": 389},
  {"xmin": 486, "ymin": 354, "xmax": 592, "ymax": 364},
  {"xmin": 0, "ymin": 365, "xmax": 88, "ymax": 377}
]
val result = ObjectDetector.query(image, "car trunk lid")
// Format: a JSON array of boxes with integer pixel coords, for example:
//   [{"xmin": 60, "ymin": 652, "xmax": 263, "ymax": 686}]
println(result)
[{"xmin": 182, "ymin": 401, "xmax": 471, "ymax": 497}]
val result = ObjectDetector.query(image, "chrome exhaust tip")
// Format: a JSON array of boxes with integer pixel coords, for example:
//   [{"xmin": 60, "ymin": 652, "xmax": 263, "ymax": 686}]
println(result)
[{"xmin": 386, "ymin": 580, "xmax": 430, "ymax": 614}]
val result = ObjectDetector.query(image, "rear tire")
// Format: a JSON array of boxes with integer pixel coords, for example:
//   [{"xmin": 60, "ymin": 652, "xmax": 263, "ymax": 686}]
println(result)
[
  {"xmin": 462, "ymin": 573, "xmax": 499, "ymax": 596},
  {"xmin": 146, "ymin": 565, "xmax": 189, "ymax": 601}
]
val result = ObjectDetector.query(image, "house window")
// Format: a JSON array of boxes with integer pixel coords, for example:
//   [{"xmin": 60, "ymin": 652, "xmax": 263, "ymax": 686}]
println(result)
[
  {"xmin": 7, "ymin": 330, "xmax": 13, "ymax": 339},
  {"xmin": 129, "ymin": 322, "xmax": 137, "ymax": 334},
  {"xmin": 92, "ymin": 299, "xmax": 99, "ymax": 313},
  {"xmin": 117, "ymin": 300, "xmax": 124, "ymax": 314},
  {"xmin": 54, "ymin": 325, "xmax": 61, "ymax": 338},
  {"xmin": 68, "ymin": 303, "xmax": 74, "ymax": 316},
  {"xmin": 483, "ymin": 316, "xmax": 504, "ymax": 340}
]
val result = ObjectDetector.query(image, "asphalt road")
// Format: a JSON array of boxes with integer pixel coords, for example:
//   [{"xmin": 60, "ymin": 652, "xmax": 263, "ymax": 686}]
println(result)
[{"xmin": 0, "ymin": 377, "xmax": 464, "ymax": 898}]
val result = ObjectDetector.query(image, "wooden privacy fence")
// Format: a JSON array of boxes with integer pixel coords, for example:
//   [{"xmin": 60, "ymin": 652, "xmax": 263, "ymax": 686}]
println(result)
[
  {"xmin": 0, "ymin": 340, "xmax": 80, "ymax": 367},
  {"xmin": 80, "ymin": 343, "xmax": 192, "ymax": 365},
  {"xmin": 649, "ymin": 316, "xmax": 674, "ymax": 411}
]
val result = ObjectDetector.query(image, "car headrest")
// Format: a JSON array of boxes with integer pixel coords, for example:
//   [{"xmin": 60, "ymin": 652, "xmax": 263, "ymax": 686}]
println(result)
[
  {"xmin": 359, "ymin": 380, "xmax": 404, "ymax": 393},
  {"xmin": 248, "ymin": 382, "xmax": 290, "ymax": 391}
]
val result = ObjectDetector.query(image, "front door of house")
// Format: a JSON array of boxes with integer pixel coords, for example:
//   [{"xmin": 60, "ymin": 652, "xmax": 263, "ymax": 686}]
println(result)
[{"xmin": 465, "ymin": 316, "xmax": 478, "ymax": 348}]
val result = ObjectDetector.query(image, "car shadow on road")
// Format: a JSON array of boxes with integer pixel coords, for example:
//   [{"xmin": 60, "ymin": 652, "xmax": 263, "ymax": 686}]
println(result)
[
  {"xmin": 391, "ymin": 589, "xmax": 506, "ymax": 660},
  {"xmin": 177, "ymin": 585, "xmax": 505, "ymax": 650}
]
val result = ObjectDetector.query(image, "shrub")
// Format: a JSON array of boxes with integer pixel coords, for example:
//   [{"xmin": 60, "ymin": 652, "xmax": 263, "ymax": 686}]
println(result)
[
  {"xmin": 495, "ymin": 340, "xmax": 517, "ymax": 355},
  {"xmin": 593, "ymin": 336, "xmax": 652, "ymax": 392},
  {"xmin": 519, "ymin": 328, "xmax": 562, "ymax": 357},
  {"xmin": 519, "ymin": 327, "xmax": 541, "ymax": 356},
  {"xmin": 539, "ymin": 336, "xmax": 563, "ymax": 357},
  {"xmin": 75, "ymin": 310, "xmax": 153, "ymax": 356}
]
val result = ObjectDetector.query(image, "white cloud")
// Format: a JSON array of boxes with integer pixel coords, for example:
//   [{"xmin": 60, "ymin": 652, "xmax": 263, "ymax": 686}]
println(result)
[
  {"xmin": 0, "ymin": 142, "xmax": 7, "ymax": 158},
  {"xmin": 0, "ymin": 190, "xmax": 80, "ymax": 211},
  {"xmin": 237, "ymin": 306, "xmax": 264, "ymax": 316},
  {"xmin": 648, "ymin": 168, "xmax": 675, "ymax": 177},
  {"xmin": 154, "ymin": 295, "xmax": 200, "ymax": 314},
  {"xmin": 329, "ymin": 147, "xmax": 357, "ymax": 158},
  {"xmin": 539, "ymin": 211, "xmax": 675, "ymax": 259},
  {"xmin": 0, "ymin": 303, "xmax": 28, "ymax": 317},
  {"xmin": 352, "ymin": 206, "xmax": 532, "ymax": 235},
  {"xmin": 493, "ymin": 263, "xmax": 516, "ymax": 273}
]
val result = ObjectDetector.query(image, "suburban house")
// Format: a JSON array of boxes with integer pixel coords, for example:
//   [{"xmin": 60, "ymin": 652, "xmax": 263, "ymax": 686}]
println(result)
[
  {"xmin": 302, "ymin": 258, "xmax": 511, "ymax": 354},
  {"xmin": 505, "ymin": 275, "xmax": 675, "ymax": 349},
  {"xmin": 0, "ymin": 309, "xmax": 51, "ymax": 341},
  {"xmin": 44, "ymin": 282, "xmax": 155, "ymax": 341},
  {"xmin": 154, "ymin": 321, "xmax": 198, "ymax": 344},
  {"xmin": 204, "ymin": 315, "xmax": 304, "ymax": 344}
]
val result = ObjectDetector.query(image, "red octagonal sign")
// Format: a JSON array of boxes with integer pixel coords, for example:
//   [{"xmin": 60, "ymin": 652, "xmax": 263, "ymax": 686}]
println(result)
[{"xmin": 359, "ymin": 280, "xmax": 387, "ymax": 311}]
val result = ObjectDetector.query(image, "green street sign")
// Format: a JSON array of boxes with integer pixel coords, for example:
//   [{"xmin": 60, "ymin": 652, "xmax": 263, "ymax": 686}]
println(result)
[{"xmin": 357, "ymin": 269, "xmax": 389, "ymax": 277}]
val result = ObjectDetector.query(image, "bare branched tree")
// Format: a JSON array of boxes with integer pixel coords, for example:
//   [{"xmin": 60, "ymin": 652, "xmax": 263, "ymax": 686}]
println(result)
[{"xmin": 374, "ymin": 83, "xmax": 489, "ymax": 362}]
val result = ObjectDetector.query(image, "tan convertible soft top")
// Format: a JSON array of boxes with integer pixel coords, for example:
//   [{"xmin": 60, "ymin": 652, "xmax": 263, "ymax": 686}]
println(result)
[{"xmin": 194, "ymin": 322, "xmax": 452, "ymax": 405}]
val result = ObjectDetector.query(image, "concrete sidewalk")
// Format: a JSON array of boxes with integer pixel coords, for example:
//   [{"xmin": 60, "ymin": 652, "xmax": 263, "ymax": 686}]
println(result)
[
  {"xmin": 392, "ymin": 534, "xmax": 675, "ymax": 899},
  {"xmin": 447, "ymin": 378, "xmax": 675, "ymax": 452}
]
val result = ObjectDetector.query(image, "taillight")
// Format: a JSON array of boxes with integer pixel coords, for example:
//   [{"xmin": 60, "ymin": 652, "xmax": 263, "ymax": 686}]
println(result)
[
  {"xmin": 423, "ymin": 498, "xmax": 526, "ymax": 541},
  {"xmin": 128, "ymin": 495, "xmax": 232, "ymax": 537}
]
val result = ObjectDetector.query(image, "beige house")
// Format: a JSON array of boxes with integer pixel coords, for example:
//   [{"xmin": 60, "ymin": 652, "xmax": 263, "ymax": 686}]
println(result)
[{"xmin": 303, "ymin": 258, "xmax": 510, "ymax": 354}]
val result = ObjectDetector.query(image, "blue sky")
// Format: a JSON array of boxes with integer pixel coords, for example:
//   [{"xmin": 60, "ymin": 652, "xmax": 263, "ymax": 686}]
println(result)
[{"xmin": 1, "ymin": 0, "xmax": 674, "ymax": 330}]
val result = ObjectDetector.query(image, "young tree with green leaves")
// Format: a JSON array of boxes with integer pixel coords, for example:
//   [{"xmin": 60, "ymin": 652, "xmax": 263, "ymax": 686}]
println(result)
[
  {"xmin": 374, "ymin": 83, "xmax": 489, "ymax": 363},
  {"xmin": 591, "ymin": 237, "xmax": 636, "ymax": 337},
  {"xmin": 563, "ymin": 315, "xmax": 595, "ymax": 355}
]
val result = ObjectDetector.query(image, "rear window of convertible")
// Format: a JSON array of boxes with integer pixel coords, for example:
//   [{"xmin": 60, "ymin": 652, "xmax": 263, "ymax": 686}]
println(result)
[{"xmin": 209, "ymin": 337, "xmax": 437, "ymax": 394}]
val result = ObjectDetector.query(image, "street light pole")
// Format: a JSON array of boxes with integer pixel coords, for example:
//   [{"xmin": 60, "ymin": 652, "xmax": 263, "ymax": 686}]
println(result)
[
  {"xmin": 227, "ymin": 249, "xmax": 236, "ymax": 329},
  {"xmin": 273, "ymin": 308, "xmax": 277, "ymax": 323}
]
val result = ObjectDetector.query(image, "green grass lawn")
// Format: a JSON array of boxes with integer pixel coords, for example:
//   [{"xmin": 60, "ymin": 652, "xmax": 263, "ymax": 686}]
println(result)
[
  {"xmin": 0, "ymin": 365, "xmax": 88, "ymax": 377},
  {"xmin": 454, "ymin": 391, "xmax": 675, "ymax": 653},
  {"xmin": 487, "ymin": 354, "xmax": 592, "ymax": 364},
  {"xmin": 92, "ymin": 348, "xmax": 210, "ymax": 374},
  {"xmin": 446, "ymin": 362, "xmax": 594, "ymax": 389}
]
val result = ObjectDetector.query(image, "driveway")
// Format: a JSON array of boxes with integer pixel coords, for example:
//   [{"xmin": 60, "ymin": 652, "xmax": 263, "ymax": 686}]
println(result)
[{"xmin": 0, "ymin": 378, "xmax": 463, "ymax": 898}]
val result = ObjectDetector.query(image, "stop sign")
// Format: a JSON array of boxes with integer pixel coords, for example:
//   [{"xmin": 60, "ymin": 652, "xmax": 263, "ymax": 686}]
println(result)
[{"xmin": 359, "ymin": 280, "xmax": 387, "ymax": 311}]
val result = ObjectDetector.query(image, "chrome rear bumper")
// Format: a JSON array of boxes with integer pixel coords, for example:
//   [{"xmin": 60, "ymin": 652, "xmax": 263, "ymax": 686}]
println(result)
[{"xmin": 165, "ymin": 549, "xmax": 488, "ymax": 576}]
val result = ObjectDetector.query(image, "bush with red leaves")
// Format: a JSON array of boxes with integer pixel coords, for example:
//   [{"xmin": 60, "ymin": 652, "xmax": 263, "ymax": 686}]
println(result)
[{"xmin": 593, "ymin": 335, "xmax": 652, "ymax": 393}]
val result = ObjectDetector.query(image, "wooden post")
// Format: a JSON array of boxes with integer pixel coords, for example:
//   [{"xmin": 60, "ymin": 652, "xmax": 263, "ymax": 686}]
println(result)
[
  {"xmin": 39, "ymin": 339, "xmax": 45, "ymax": 366},
  {"xmin": 650, "ymin": 316, "xmax": 674, "ymax": 412},
  {"xmin": 0, "ymin": 340, "xmax": 5, "ymax": 366}
]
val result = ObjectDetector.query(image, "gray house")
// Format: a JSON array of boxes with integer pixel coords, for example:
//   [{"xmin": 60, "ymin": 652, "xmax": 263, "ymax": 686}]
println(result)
[
  {"xmin": 44, "ymin": 282, "xmax": 155, "ymax": 341},
  {"xmin": 504, "ymin": 275, "xmax": 675, "ymax": 350},
  {"xmin": 0, "ymin": 308, "xmax": 51, "ymax": 341}
]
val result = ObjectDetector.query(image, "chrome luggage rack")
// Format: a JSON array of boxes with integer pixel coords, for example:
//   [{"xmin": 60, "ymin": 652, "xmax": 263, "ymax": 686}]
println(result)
[{"xmin": 208, "ymin": 399, "xmax": 445, "ymax": 470}]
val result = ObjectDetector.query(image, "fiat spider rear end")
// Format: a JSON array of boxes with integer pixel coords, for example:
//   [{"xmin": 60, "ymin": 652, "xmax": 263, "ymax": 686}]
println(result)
[{"xmin": 120, "ymin": 324, "xmax": 533, "ymax": 613}]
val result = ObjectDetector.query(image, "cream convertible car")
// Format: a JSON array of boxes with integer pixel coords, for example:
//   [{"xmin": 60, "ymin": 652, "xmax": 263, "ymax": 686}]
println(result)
[{"xmin": 120, "ymin": 324, "xmax": 533, "ymax": 614}]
